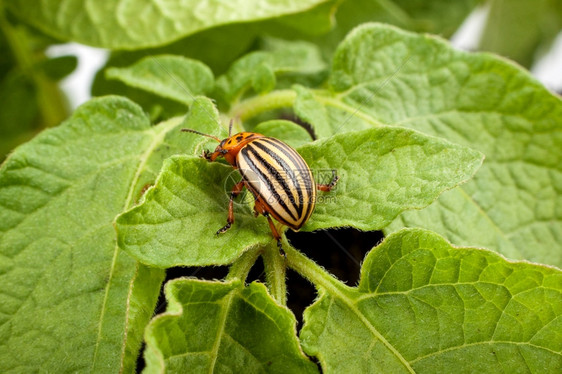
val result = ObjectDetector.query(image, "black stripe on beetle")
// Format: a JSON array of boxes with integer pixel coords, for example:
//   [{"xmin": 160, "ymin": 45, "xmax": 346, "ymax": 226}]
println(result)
[{"xmin": 239, "ymin": 147, "xmax": 299, "ymax": 222}]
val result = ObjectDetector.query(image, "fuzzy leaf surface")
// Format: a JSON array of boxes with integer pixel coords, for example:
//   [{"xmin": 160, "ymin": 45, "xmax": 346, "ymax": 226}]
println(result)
[
  {"xmin": 143, "ymin": 279, "xmax": 318, "ymax": 373},
  {"xmin": 253, "ymin": 119, "xmax": 313, "ymax": 148},
  {"xmin": 116, "ymin": 156, "xmax": 273, "ymax": 268},
  {"xmin": 215, "ymin": 39, "xmax": 326, "ymax": 106},
  {"xmin": 300, "ymin": 229, "xmax": 562, "ymax": 373},
  {"xmin": 7, "ymin": 0, "xmax": 332, "ymax": 49},
  {"xmin": 0, "ymin": 96, "xmax": 203, "ymax": 372},
  {"xmin": 106, "ymin": 55, "xmax": 214, "ymax": 106},
  {"xmin": 294, "ymin": 23, "xmax": 562, "ymax": 268},
  {"xmin": 297, "ymin": 127, "xmax": 484, "ymax": 231}
]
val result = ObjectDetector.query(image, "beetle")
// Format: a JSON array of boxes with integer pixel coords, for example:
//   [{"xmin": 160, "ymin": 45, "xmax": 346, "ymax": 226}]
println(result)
[{"xmin": 181, "ymin": 121, "xmax": 338, "ymax": 252}]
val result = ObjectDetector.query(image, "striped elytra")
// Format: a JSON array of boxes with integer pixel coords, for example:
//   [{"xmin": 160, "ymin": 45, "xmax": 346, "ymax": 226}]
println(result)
[
  {"xmin": 181, "ymin": 126, "xmax": 338, "ymax": 251},
  {"xmin": 237, "ymin": 137, "xmax": 316, "ymax": 230}
]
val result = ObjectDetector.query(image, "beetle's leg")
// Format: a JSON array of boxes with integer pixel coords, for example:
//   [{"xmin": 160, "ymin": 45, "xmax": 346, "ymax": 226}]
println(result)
[
  {"xmin": 252, "ymin": 198, "xmax": 262, "ymax": 217},
  {"xmin": 265, "ymin": 213, "xmax": 284, "ymax": 256},
  {"xmin": 254, "ymin": 198, "xmax": 285, "ymax": 255},
  {"xmin": 317, "ymin": 169, "xmax": 339, "ymax": 191},
  {"xmin": 203, "ymin": 150, "xmax": 223, "ymax": 162},
  {"xmin": 217, "ymin": 181, "xmax": 245, "ymax": 235},
  {"xmin": 252, "ymin": 192, "xmax": 266, "ymax": 217},
  {"xmin": 202, "ymin": 149, "xmax": 212, "ymax": 161}
]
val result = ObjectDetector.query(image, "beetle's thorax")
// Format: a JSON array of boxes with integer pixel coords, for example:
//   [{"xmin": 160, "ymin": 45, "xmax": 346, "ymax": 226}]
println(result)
[{"xmin": 210, "ymin": 132, "xmax": 265, "ymax": 167}]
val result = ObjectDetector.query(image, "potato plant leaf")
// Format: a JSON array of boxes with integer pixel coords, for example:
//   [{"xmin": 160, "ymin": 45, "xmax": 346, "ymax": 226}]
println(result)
[
  {"xmin": 37, "ymin": 55, "xmax": 78, "ymax": 81},
  {"xmin": 253, "ymin": 119, "xmax": 313, "ymax": 148},
  {"xmin": 297, "ymin": 127, "xmax": 484, "ymax": 231},
  {"xmin": 293, "ymin": 23, "xmax": 562, "ymax": 268},
  {"xmin": 0, "ymin": 96, "xmax": 203, "ymax": 372},
  {"xmin": 143, "ymin": 279, "xmax": 318, "ymax": 373},
  {"xmin": 116, "ymin": 125, "xmax": 482, "ymax": 267},
  {"xmin": 6, "ymin": 0, "xmax": 332, "ymax": 49},
  {"xmin": 106, "ymin": 55, "xmax": 215, "ymax": 106},
  {"xmin": 299, "ymin": 229, "xmax": 562, "ymax": 373},
  {"xmin": 215, "ymin": 39, "xmax": 326, "ymax": 106},
  {"xmin": 304, "ymin": 0, "xmax": 478, "ymax": 63},
  {"xmin": 116, "ymin": 155, "xmax": 273, "ymax": 268}
]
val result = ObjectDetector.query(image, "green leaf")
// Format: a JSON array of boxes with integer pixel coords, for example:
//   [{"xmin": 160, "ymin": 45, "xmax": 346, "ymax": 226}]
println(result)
[
  {"xmin": 91, "ymin": 24, "xmax": 260, "ymax": 121},
  {"xmin": 93, "ymin": 71, "xmax": 186, "ymax": 124},
  {"xmin": 166, "ymin": 23, "xmax": 258, "ymax": 74},
  {"xmin": 117, "ymin": 125, "xmax": 482, "ymax": 267},
  {"xmin": 479, "ymin": 0, "xmax": 562, "ymax": 68},
  {"xmin": 215, "ymin": 39, "xmax": 326, "ymax": 106},
  {"xmin": 121, "ymin": 264, "xmax": 166, "ymax": 373},
  {"xmin": 266, "ymin": 0, "xmax": 336, "ymax": 36},
  {"xmin": 259, "ymin": 36, "xmax": 329, "ymax": 71},
  {"xmin": 7, "ymin": 0, "xmax": 333, "ymax": 49},
  {"xmin": 115, "ymin": 97, "xmax": 262, "ymax": 268},
  {"xmin": 294, "ymin": 23, "xmax": 562, "ymax": 268},
  {"xmin": 180, "ymin": 96, "xmax": 226, "ymax": 140},
  {"xmin": 116, "ymin": 156, "xmax": 273, "ymax": 267},
  {"xmin": 106, "ymin": 55, "xmax": 214, "ymax": 106},
  {"xmin": 144, "ymin": 279, "xmax": 318, "ymax": 373},
  {"xmin": 297, "ymin": 127, "xmax": 484, "ymax": 231},
  {"xmin": 0, "ymin": 96, "xmax": 203, "ymax": 372},
  {"xmin": 251, "ymin": 63, "xmax": 277, "ymax": 94},
  {"xmin": 385, "ymin": 0, "xmax": 480, "ymax": 35},
  {"xmin": 299, "ymin": 229, "xmax": 562, "ymax": 373},
  {"xmin": 293, "ymin": 84, "xmax": 335, "ymax": 139},
  {"xmin": 307, "ymin": 0, "xmax": 478, "ymax": 60},
  {"xmin": 253, "ymin": 119, "xmax": 313, "ymax": 148},
  {"xmin": 37, "ymin": 55, "xmax": 78, "ymax": 81}
]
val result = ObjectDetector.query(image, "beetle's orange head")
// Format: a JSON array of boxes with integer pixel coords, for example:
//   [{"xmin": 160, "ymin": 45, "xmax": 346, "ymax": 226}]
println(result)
[
  {"xmin": 181, "ymin": 128, "xmax": 264, "ymax": 166},
  {"xmin": 210, "ymin": 132, "xmax": 264, "ymax": 165}
]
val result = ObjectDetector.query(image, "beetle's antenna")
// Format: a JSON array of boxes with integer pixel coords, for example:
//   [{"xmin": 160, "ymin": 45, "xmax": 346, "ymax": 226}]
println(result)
[
  {"xmin": 228, "ymin": 119, "xmax": 234, "ymax": 137},
  {"xmin": 181, "ymin": 128, "xmax": 221, "ymax": 142}
]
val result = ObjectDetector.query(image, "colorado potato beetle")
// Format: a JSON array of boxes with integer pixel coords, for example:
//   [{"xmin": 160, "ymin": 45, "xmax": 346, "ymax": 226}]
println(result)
[{"xmin": 182, "ymin": 121, "xmax": 338, "ymax": 252}]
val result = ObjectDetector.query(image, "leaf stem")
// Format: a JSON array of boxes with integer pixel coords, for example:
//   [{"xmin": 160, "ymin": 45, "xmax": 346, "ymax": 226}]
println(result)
[
  {"xmin": 283, "ymin": 236, "xmax": 349, "ymax": 295},
  {"xmin": 229, "ymin": 89, "xmax": 296, "ymax": 122},
  {"xmin": 286, "ymin": 238, "xmax": 417, "ymax": 373},
  {"xmin": 262, "ymin": 242, "xmax": 287, "ymax": 305},
  {"xmin": 226, "ymin": 246, "xmax": 262, "ymax": 282}
]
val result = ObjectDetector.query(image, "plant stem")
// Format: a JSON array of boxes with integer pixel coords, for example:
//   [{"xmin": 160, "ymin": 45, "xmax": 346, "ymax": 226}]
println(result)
[
  {"xmin": 0, "ymin": 7, "xmax": 68, "ymax": 127},
  {"xmin": 229, "ymin": 89, "xmax": 297, "ymax": 122},
  {"xmin": 284, "ymin": 237, "xmax": 350, "ymax": 295},
  {"xmin": 262, "ymin": 242, "xmax": 287, "ymax": 305},
  {"xmin": 226, "ymin": 246, "xmax": 262, "ymax": 282}
]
